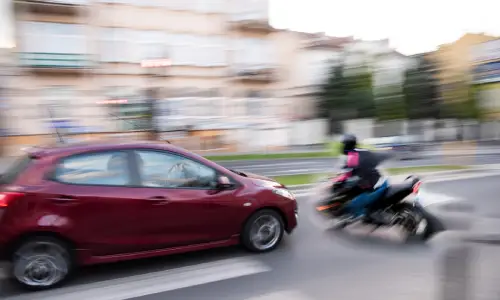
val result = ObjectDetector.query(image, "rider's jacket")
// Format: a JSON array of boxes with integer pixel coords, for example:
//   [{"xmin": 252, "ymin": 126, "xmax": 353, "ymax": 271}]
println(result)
[{"xmin": 340, "ymin": 149, "xmax": 382, "ymax": 190}]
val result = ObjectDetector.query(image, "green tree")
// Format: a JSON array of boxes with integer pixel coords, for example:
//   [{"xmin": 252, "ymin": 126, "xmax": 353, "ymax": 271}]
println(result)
[
  {"xmin": 375, "ymin": 84, "xmax": 407, "ymax": 120},
  {"xmin": 317, "ymin": 63, "xmax": 376, "ymax": 133},
  {"xmin": 345, "ymin": 70, "xmax": 375, "ymax": 118},
  {"xmin": 317, "ymin": 64, "xmax": 349, "ymax": 133},
  {"xmin": 440, "ymin": 76, "xmax": 480, "ymax": 120},
  {"xmin": 403, "ymin": 58, "xmax": 440, "ymax": 119}
]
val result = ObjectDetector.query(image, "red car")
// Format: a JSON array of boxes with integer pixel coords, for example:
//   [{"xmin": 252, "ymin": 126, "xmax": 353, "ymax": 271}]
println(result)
[{"xmin": 0, "ymin": 141, "xmax": 298, "ymax": 289}]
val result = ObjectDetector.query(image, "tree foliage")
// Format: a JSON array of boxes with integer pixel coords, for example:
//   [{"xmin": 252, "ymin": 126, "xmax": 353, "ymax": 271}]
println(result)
[
  {"xmin": 317, "ymin": 63, "xmax": 375, "ymax": 133},
  {"xmin": 402, "ymin": 57, "xmax": 440, "ymax": 119},
  {"xmin": 375, "ymin": 84, "xmax": 407, "ymax": 120}
]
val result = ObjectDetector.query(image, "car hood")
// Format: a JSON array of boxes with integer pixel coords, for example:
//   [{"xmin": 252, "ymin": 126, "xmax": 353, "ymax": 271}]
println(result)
[{"xmin": 234, "ymin": 171, "xmax": 284, "ymax": 188}]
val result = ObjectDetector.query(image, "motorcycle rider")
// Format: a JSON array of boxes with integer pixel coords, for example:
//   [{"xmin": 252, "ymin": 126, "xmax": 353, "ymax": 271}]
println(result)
[{"xmin": 337, "ymin": 134, "xmax": 389, "ymax": 221}]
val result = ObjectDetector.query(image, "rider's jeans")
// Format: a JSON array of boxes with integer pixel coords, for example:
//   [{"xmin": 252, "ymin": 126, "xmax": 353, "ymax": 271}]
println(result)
[{"xmin": 345, "ymin": 180, "xmax": 389, "ymax": 217}]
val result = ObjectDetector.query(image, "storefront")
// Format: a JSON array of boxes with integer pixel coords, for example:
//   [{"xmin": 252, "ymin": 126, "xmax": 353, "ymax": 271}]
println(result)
[{"xmin": 101, "ymin": 87, "xmax": 150, "ymax": 131}]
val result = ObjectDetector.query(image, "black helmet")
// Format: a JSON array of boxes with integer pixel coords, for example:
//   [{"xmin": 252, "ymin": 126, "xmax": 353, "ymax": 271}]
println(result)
[{"xmin": 341, "ymin": 134, "xmax": 357, "ymax": 154}]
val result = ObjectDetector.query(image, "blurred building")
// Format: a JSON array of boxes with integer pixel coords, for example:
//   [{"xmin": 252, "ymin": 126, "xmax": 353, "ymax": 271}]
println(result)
[
  {"xmin": 343, "ymin": 39, "xmax": 413, "ymax": 88},
  {"xmin": 272, "ymin": 31, "xmax": 352, "ymax": 120},
  {"xmin": 5, "ymin": 0, "xmax": 285, "ymax": 148},
  {"xmin": 429, "ymin": 33, "xmax": 497, "ymax": 105},
  {"xmin": 1, "ymin": 1, "xmax": 421, "ymax": 154},
  {"xmin": 472, "ymin": 38, "xmax": 500, "ymax": 119}
]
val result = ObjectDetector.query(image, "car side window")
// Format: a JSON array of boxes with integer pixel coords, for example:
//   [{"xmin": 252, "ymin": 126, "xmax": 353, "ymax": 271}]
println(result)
[
  {"xmin": 54, "ymin": 151, "xmax": 131, "ymax": 186},
  {"xmin": 135, "ymin": 150, "xmax": 217, "ymax": 189}
]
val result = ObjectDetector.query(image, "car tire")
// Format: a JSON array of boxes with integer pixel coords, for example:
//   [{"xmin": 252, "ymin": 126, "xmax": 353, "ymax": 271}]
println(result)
[
  {"xmin": 241, "ymin": 209, "xmax": 285, "ymax": 253},
  {"xmin": 11, "ymin": 236, "xmax": 73, "ymax": 290}
]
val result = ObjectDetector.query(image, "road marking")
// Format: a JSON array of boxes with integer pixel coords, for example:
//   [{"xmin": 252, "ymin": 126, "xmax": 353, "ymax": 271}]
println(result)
[
  {"xmin": 424, "ymin": 171, "xmax": 500, "ymax": 183},
  {"xmin": 244, "ymin": 290, "xmax": 314, "ymax": 300},
  {"xmin": 4, "ymin": 258, "xmax": 272, "ymax": 300}
]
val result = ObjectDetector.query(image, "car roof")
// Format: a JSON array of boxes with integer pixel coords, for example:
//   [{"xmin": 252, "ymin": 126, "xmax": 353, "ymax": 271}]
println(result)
[{"xmin": 24, "ymin": 140, "xmax": 200, "ymax": 160}]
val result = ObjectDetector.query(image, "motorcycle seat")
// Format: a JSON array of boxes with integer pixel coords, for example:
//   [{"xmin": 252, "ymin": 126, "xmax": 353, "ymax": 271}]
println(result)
[{"xmin": 385, "ymin": 181, "xmax": 414, "ymax": 199}]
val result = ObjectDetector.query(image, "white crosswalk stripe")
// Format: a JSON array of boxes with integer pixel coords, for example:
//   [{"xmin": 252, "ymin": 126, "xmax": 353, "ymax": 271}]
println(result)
[
  {"xmin": 244, "ymin": 290, "xmax": 315, "ymax": 300},
  {"xmin": 3, "ymin": 257, "xmax": 272, "ymax": 300}
]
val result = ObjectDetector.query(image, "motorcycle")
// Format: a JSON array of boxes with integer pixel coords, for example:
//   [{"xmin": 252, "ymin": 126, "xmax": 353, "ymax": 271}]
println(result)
[{"xmin": 314, "ymin": 170, "xmax": 444, "ymax": 241}]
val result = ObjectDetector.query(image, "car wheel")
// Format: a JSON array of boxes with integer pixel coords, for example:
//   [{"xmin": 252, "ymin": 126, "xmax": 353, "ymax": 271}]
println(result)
[
  {"xmin": 11, "ymin": 236, "xmax": 73, "ymax": 290},
  {"xmin": 242, "ymin": 209, "xmax": 285, "ymax": 253}
]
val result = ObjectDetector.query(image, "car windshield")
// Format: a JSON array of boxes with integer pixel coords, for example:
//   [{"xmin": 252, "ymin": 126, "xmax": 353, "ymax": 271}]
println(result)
[{"xmin": 0, "ymin": 155, "xmax": 34, "ymax": 185}]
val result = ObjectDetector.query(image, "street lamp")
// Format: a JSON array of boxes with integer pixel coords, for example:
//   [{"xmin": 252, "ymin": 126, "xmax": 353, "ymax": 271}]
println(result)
[{"xmin": 140, "ymin": 56, "xmax": 171, "ymax": 141}]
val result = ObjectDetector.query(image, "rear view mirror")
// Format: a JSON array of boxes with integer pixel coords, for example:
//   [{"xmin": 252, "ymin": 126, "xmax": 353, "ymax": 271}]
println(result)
[{"xmin": 217, "ymin": 176, "xmax": 233, "ymax": 189}]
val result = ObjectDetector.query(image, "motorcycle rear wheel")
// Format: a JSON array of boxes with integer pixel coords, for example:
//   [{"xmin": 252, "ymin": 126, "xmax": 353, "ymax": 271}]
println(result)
[{"xmin": 393, "ymin": 203, "xmax": 430, "ymax": 243}]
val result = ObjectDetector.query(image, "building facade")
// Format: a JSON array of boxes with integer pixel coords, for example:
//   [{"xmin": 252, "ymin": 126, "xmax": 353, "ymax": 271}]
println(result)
[
  {"xmin": 429, "ymin": 33, "xmax": 497, "ymax": 107},
  {"xmin": 7, "ymin": 0, "xmax": 282, "ymax": 141},
  {"xmin": 472, "ymin": 38, "xmax": 500, "ymax": 119},
  {"xmin": 271, "ymin": 31, "xmax": 352, "ymax": 120}
]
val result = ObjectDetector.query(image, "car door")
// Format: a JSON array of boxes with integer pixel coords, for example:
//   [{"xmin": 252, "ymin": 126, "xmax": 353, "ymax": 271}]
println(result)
[
  {"xmin": 130, "ymin": 149, "xmax": 249, "ymax": 248},
  {"xmin": 45, "ymin": 150, "xmax": 163, "ymax": 256}
]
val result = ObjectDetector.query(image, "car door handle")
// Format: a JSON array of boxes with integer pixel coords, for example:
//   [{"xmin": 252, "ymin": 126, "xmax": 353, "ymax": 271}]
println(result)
[
  {"xmin": 50, "ymin": 196, "xmax": 79, "ymax": 205},
  {"xmin": 148, "ymin": 196, "xmax": 170, "ymax": 205}
]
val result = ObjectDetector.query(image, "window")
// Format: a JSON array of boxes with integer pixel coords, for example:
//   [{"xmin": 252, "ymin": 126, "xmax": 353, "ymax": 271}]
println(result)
[
  {"xmin": 202, "ymin": 36, "xmax": 227, "ymax": 66},
  {"xmin": 135, "ymin": 150, "xmax": 217, "ymax": 189},
  {"xmin": 54, "ymin": 151, "xmax": 131, "ymax": 186},
  {"xmin": 196, "ymin": 0, "xmax": 226, "ymax": 13},
  {"xmin": 246, "ymin": 91, "xmax": 261, "ymax": 116},
  {"xmin": 100, "ymin": 28, "xmax": 139, "ymax": 63},
  {"xmin": 167, "ymin": 34, "xmax": 226, "ymax": 67},
  {"xmin": 234, "ymin": 38, "xmax": 272, "ymax": 66},
  {"xmin": 138, "ymin": 30, "xmax": 167, "ymax": 61},
  {"xmin": 21, "ymin": 22, "xmax": 86, "ymax": 54}
]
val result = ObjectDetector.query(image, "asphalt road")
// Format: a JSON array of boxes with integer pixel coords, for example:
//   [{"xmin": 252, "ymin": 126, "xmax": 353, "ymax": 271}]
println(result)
[
  {"xmin": 3, "ymin": 175, "xmax": 498, "ymax": 300},
  {"xmin": 219, "ymin": 154, "xmax": 500, "ymax": 177}
]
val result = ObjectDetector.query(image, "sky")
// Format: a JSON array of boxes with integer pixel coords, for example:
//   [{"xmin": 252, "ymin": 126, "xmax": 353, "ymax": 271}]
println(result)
[{"xmin": 270, "ymin": 0, "xmax": 500, "ymax": 55}]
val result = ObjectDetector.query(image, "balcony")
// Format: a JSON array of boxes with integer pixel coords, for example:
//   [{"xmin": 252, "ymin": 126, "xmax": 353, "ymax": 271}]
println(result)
[
  {"xmin": 232, "ymin": 65, "xmax": 278, "ymax": 82},
  {"xmin": 229, "ymin": 12, "xmax": 273, "ymax": 32},
  {"xmin": 19, "ymin": 52, "xmax": 92, "ymax": 73},
  {"xmin": 15, "ymin": 0, "xmax": 88, "ymax": 15}
]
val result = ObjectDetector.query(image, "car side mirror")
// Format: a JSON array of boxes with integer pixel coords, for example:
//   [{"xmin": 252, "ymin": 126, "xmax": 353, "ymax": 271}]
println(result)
[{"xmin": 216, "ymin": 176, "xmax": 234, "ymax": 189}]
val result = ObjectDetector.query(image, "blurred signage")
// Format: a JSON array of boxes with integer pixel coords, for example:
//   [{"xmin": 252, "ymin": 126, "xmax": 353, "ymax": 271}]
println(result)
[
  {"xmin": 141, "ymin": 59, "xmax": 171, "ymax": 68},
  {"xmin": 474, "ymin": 61, "xmax": 500, "ymax": 84},
  {"xmin": 96, "ymin": 99, "xmax": 128, "ymax": 105},
  {"xmin": 48, "ymin": 119, "xmax": 74, "ymax": 129}
]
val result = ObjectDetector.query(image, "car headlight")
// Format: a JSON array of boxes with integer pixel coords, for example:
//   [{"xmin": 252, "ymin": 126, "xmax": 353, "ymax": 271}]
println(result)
[{"xmin": 272, "ymin": 188, "xmax": 295, "ymax": 200}]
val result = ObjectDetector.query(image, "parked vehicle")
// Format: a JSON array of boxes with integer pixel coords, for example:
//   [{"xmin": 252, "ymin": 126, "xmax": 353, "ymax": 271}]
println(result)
[
  {"xmin": 315, "ymin": 171, "xmax": 444, "ymax": 241},
  {"xmin": 0, "ymin": 141, "xmax": 298, "ymax": 290}
]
